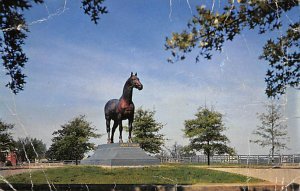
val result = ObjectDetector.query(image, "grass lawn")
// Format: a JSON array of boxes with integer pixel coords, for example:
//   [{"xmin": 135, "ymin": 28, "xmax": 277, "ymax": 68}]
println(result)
[{"xmin": 5, "ymin": 164, "xmax": 263, "ymax": 184}]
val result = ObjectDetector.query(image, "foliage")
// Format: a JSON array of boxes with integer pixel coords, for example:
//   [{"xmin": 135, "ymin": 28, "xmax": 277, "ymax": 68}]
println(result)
[
  {"xmin": 0, "ymin": 119, "xmax": 15, "ymax": 155},
  {"xmin": 0, "ymin": 0, "xmax": 107, "ymax": 94},
  {"xmin": 167, "ymin": 142, "xmax": 196, "ymax": 158},
  {"xmin": 81, "ymin": 0, "xmax": 108, "ymax": 24},
  {"xmin": 130, "ymin": 107, "xmax": 165, "ymax": 154},
  {"xmin": 0, "ymin": 153, "xmax": 5, "ymax": 163},
  {"xmin": 184, "ymin": 107, "xmax": 235, "ymax": 165},
  {"xmin": 46, "ymin": 115, "xmax": 100, "ymax": 164},
  {"xmin": 6, "ymin": 165, "xmax": 263, "ymax": 184},
  {"xmin": 179, "ymin": 145, "xmax": 196, "ymax": 157},
  {"xmin": 260, "ymin": 23, "xmax": 300, "ymax": 97},
  {"xmin": 251, "ymin": 101, "xmax": 289, "ymax": 160},
  {"xmin": 165, "ymin": 1, "xmax": 299, "ymax": 97},
  {"xmin": 15, "ymin": 137, "xmax": 46, "ymax": 162}
]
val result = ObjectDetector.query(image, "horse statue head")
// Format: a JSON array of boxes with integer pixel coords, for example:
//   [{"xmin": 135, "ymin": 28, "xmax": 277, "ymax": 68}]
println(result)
[{"xmin": 128, "ymin": 72, "xmax": 143, "ymax": 90}]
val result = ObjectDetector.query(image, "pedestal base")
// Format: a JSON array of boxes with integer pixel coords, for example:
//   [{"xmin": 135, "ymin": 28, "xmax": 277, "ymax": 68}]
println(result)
[{"xmin": 81, "ymin": 143, "xmax": 160, "ymax": 166}]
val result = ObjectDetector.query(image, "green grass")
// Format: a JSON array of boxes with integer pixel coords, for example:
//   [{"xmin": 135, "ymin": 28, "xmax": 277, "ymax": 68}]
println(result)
[{"xmin": 6, "ymin": 165, "xmax": 263, "ymax": 184}]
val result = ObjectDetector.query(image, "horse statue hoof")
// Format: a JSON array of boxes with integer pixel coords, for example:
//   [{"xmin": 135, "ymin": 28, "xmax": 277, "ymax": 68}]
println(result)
[
  {"xmin": 119, "ymin": 139, "xmax": 123, "ymax": 143},
  {"xmin": 128, "ymin": 138, "xmax": 132, "ymax": 143}
]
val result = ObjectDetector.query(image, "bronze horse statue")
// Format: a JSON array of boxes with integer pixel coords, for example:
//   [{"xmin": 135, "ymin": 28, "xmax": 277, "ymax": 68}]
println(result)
[{"xmin": 104, "ymin": 72, "xmax": 143, "ymax": 143}]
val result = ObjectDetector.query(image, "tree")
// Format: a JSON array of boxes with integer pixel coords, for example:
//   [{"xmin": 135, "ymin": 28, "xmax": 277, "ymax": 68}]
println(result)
[
  {"xmin": 251, "ymin": 101, "xmax": 289, "ymax": 162},
  {"xmin": 46, "ymin": 115, "xmax": 100, "ymax": 165},
  {"xmin": 0, "ymin": 120, "xmax": 15, "ymax": 162},
  {"xmin": 0, "ymin": 119, "xmax": 15, "ymax": 151},
  {"xmin": 168, "ymin": 142, "xmax": 196, "ymax": 159},
  {"xmin": 184, "ymin": 107, "xmax": 235, "ymax": 165},
  {"xmin": 0, "ymin": 0, "xmax": 107, "ymax": 94},
  {"xmin": 165, "ymin": 1, "xmax": 299, "ymax": 98},
  {"xmin": 130, "ymin": 107, "xmax": 165, "ymax": 154},
  {"xmin": 15, "ymin": 137, "xmax": 46, "ymax": 162}
]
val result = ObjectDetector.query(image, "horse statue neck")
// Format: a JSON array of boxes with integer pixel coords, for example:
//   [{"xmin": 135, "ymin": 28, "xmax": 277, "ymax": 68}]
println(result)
[{"xmin": 121, "ymin": 80, "xmax": 133, "ymax": 102}]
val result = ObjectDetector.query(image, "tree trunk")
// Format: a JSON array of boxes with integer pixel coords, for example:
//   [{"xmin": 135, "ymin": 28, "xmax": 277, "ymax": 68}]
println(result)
[
  {"xmin": 75, "ymin": 158, "xmax": 78, "ymax": 165},
  {"xmin": 271, "ymin": 105, "xmax": 275, "ymax": 164},
  {"xmin": 207, "ymin": 141, "xmax": 210, "ymax": 166},
  {"xmin": 271, "ymin": 145, "xmax": 275, "ymax": 164},
  {"xmin": 207, "ymin": 152, "xmax": 210, "ymax": 166}
]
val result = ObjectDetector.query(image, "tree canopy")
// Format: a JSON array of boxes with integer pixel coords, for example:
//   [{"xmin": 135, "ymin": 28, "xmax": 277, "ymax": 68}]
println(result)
[
  {"xmin": 168, "ymin": 142, "xmax": 196, "ymax": 159},
  {"xmin": 15, "ymin": 137, "xmax": 46, "ymax": 162},
  {"xmin": 0, "ymin": 119, "xmax": 15, "ymax": 162},
  {"xmin": 184, "ymin": 107, "xmax": 235, "ymax": 165},
  {"xmin": 0, "ymin": 119, "xmax": 15, "ymax": 152},
  {"xmin": 46, "ymin": 115, "xmax": 100, "ymax": 164},
  {"xmin": 130, "ymin": 107, "xmax": 165, "ymax": 154},
  {"xmin": 166, "ymin": 0, "xmax": 299, "ymax": 98},
  {"xmin": 251, "ymin": 101, "xmax": 289, "ymax": 160},
  {"xmin": 0, "ymin": 0, "xmax": 107, "ymax": 94}
]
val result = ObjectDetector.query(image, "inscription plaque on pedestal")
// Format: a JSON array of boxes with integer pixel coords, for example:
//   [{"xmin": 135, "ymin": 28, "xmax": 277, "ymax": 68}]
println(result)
[{"xmin": 119, "ymin": 143, "xmax": 140, "ymax": 147}]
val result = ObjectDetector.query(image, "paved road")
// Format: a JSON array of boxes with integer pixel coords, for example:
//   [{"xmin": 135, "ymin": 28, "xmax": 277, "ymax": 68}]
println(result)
[{"xmin": 210, "ymin": 168, "xmax": 300, "ymax": 185}]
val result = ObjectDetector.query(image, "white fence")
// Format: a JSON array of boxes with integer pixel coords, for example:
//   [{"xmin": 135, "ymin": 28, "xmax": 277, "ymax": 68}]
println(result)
[{"xmin": 160, "ymin": 154, "xmax": 300, "ymax": 165}]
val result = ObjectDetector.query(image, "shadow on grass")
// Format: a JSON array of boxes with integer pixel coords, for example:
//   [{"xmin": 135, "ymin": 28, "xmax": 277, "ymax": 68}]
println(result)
[{"xmin": 0, "ymin": 183, "xmax": 299, "ymax": 191}]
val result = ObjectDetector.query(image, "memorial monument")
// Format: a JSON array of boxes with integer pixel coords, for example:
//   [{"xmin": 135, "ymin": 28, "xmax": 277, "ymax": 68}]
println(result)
[{"xmin": 81, "ymin": 73, "xmax": 160, "ymax": 166}]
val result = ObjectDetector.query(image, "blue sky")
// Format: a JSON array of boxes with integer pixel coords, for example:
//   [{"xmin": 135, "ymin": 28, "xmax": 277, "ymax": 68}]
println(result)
[{"xmin": 0, "ymin": 0, "xmax": 299, "ymax": 155}]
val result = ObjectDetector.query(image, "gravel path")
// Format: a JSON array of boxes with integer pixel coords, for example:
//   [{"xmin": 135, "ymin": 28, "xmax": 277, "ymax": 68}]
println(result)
[{"xmin": 210, "ymin": 168, "xmax": 300, "ymax": 185}]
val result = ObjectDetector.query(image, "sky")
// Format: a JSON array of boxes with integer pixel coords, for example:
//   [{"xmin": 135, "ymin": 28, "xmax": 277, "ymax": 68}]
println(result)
[{"xmin": 0, "ymin": 0, "xmax": 299, "ymax": 155}]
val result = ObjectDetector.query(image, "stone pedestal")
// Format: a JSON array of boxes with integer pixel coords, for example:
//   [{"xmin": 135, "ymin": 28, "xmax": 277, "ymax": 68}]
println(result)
[{"xmin": 81, "ymin": 143, "xmax": 160, "ymax": 166}]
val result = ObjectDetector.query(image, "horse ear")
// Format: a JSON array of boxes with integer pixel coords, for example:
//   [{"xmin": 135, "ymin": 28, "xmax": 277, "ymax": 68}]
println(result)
[
  {"xmin": 131, "ymin": 72, "xmax": 133, "ymax": 76},
  {"xmin": 135, "ymin": 72, "xmax": 137, "ymax": 76}
]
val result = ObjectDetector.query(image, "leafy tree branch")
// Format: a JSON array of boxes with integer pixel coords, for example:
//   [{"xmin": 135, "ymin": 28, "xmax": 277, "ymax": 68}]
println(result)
[
  {"xmin": 0, "ymin": 0, "xmax": 107, "ymax": 94},
  {"xmin": 165, "ymin": 0, "xmax": 299, "ymax": 97}
]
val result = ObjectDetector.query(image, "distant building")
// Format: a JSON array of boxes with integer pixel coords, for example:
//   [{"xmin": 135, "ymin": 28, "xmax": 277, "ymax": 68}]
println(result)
[
  {"xmin": 6, "ymin": 151, "xmax": 17, "ymax": 166},
  {"xmin": 0, "ymin": 150, "xmax": 17, "ymax": 166}
]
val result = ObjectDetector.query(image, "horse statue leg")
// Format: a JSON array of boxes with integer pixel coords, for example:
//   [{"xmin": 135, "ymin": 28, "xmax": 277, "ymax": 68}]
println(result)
[
  {"xmin": 106, "ymin": 119, "xmax": 111, "ymax": 143},
  {"xmin": 110, "ymin": 120, "xmax": 118, "ymax": 143},
  {"xmin": 128, "ymin": 118, "xmax": 133, "ymax": 143},
  {"xmin": 119, "ymin": 120, "xmax": 123, "ymax": 143}
]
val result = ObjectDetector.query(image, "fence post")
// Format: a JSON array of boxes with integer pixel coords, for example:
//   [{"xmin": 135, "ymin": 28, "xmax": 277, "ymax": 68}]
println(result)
[{"xmin": 293, "ymin": 155, "xmax": 295, "ymax": 163}]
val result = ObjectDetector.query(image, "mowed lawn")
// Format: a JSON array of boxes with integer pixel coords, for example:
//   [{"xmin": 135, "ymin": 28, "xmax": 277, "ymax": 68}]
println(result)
[{"xmin": 5, "ymin": 165, "xmax": 263, "ymax": 184}]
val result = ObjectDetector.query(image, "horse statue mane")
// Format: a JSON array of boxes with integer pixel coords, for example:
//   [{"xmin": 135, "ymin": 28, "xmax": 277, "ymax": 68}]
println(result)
[{"xmin": 104, "ymin": 72, "xmax": 143, "ymax": 143}]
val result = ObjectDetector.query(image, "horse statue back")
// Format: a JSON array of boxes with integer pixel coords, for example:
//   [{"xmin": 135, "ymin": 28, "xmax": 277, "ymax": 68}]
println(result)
[{"xmin": 104, "ymin": 72, "xmax": 143, "ymax": 143}]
